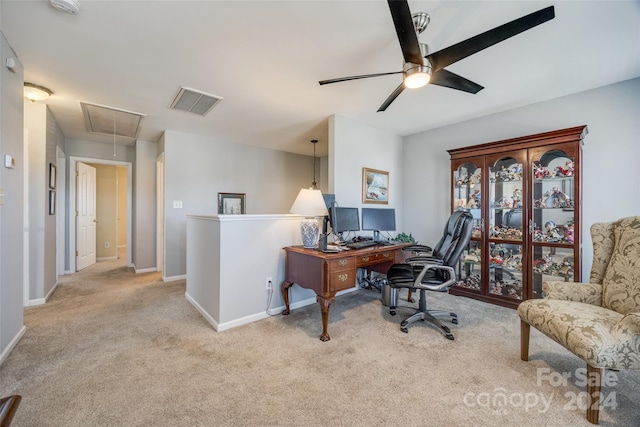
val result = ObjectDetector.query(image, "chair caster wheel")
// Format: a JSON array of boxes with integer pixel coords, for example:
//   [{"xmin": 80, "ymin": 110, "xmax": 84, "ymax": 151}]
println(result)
[
  {"xmin": 445, "ymin": 334, "xmax": 454, "ymax": 340},
  {"xmin": 390, "ymin": 310, "xmax": 396, "ymax": 316},
  {"xmin": 452, "ymin": 318, "xmax": 458, "ymax": 325},
  {"xmin": 400, "ymin": 327, "xmax": 408, "ymax": 333},
  {"xmin": 400, "ymin": 320, "xmax": 408, "ymax": 327}
]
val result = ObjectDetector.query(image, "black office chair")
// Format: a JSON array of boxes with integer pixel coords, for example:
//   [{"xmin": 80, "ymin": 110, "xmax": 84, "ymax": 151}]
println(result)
[{"xmin": 386, "ymin": 210, "xmax": 473, "ymax": 340}]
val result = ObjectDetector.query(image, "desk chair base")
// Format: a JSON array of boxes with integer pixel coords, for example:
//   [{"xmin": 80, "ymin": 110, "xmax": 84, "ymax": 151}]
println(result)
[{"xmin": 396, "ymin": 290, "xmax": 457, "ymax": 340}]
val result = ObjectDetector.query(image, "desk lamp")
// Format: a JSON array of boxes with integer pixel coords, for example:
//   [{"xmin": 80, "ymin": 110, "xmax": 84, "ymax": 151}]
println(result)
[
  {"xmin": 290, "ymin": 188, "xmax": 328, "ymax": 248},
  {"xmin": 290, "ymin": 139, "xmax": 328, "ymax": 248}
]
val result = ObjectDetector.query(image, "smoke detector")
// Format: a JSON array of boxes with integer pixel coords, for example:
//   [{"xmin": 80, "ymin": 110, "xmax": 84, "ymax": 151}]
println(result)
[{"xmin": 50, "ymin": 0, "xmax": 80, "ymax": 15}]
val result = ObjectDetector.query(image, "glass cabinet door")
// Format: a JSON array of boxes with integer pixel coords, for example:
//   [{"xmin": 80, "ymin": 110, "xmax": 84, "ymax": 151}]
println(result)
[
  {"xmin": 530, "ymin": 149, "xmax": 577, "ymax": 298},
  {"xmin": 452, "ymin": 160, "xmax": 483, "ymax": 291},
  {"xmin": 488, "ymin": 156, "xmax": 524, "ymax": 300},
  {"xmin": 457, "ymin": 240, "xmax": 482, "ymax": 291}
]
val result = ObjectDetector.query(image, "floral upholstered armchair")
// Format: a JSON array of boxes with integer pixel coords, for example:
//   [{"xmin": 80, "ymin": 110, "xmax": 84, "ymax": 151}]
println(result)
[{"xmin": 518, "ymin": 216, "xmax": 640, "ymax": 424}]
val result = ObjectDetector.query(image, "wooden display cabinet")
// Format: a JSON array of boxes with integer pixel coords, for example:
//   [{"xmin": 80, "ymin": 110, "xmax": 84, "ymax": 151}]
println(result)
[{"xmin": 447, "ymin": 126, "xmax": 587, "ymax": 308}]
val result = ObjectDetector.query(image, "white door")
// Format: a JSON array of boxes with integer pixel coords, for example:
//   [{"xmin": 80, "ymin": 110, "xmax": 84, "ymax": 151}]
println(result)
[{"xmin": 77, "ymin": 162, "xmax": 97, "ymax": 270}]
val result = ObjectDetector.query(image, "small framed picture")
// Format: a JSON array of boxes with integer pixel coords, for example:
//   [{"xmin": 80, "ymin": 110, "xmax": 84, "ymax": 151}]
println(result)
[
  {"xmin": 362, "ymin": 167, "xmax": 389, "ymax": 204},
  {"xmin": 49, "ymin": 163, "xmax": 56, "ymax": 189},
  {"xmin": 218, "ymin": 192, "xmax": 246, "ymax": 214},
  {"xmin": 49, "ymin": 190, "xmax": 56, "ymax": 215}
]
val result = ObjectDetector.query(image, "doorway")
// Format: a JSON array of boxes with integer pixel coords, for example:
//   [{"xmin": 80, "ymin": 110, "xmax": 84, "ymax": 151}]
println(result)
[{"xmin": 68, "ymin": 156, "xmax": 132, "ymax": 272}]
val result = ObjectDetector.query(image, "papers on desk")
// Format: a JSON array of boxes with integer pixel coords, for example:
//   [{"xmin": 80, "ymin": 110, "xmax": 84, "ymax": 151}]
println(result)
[{"xmin": 322, "ymin": 244, "xmax": 350, "ymax": 253}]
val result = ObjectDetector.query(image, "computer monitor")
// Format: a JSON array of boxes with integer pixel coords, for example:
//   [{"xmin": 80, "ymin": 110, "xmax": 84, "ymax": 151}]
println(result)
[
  {"xmin": 331, "ymin": 207, "xmax": 360, "ymax": 234},
  {"xmin": 361, "ymin": 208, "xmax": 396, "ymax": 242},
  {"xmin": 319, "ymin": 194, "xmax": 336, "ymax": 251}
]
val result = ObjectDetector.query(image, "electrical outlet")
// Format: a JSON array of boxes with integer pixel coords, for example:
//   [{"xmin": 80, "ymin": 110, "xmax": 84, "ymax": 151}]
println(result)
[
  {"xmin": 104, "ymin": 242, "xmax": 110, "ymax": 248},
  {"xmin": 265, "ymin": 277, "xmax": 273, "ymax": 291}
]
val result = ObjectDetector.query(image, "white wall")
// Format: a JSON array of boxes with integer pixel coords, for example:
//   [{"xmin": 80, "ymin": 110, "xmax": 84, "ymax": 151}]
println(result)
[
  {"xmin": 0, "ymin": 31, "xmax": 25, "ymax": 364},
  {"xmin": 24, "ymin": 102, "xmax": 46, "ymax": 301},
  {"xmin": 403, "ymin": 78, "xmax": 640, "ymax": 278},
  {"xmin": 329, "ymin": 114, "xmax": 405, "ymax": 236},
  {"xmin": 162, "ymin": 130, "xmax": 319, "ymax": 280},
  {"xmin": 186, "ymin": 214, "xmax": 312, "ymax": 331},
  {"xmin": 134, "ymin": 139, "xmax": 156, "ymax": 272}
]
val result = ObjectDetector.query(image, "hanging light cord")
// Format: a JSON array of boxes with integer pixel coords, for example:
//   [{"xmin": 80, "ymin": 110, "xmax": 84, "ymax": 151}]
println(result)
[{"xmin": 311, "ymin": 139, "xmax": 318, "ymax": 189}]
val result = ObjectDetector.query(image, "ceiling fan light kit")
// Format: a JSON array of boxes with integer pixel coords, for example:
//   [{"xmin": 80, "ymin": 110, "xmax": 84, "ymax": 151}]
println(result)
[
  {"xmin": 319, "ymin": 1, "xmax": 555, "ymax": 111},
  {"xmin": 403, "ymin": 62, "xmax": 431, "ymax": 88}
]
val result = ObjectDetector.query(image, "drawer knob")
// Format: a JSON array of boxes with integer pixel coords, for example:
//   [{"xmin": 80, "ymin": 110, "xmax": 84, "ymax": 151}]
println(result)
[
  {"xmin": 338, "ymin": 274, "xmax": 348, "ymax": 282},
  {"xmin": 339, "ymin": 259, "xmax": 347, "ymax": 267},
  {"xmin": 383, "ymin": 252, "xmax": 390, "ymax": 258},
  {"xmin": 361, "ymin": 256, "xmax": 370, "ymax": 262}
]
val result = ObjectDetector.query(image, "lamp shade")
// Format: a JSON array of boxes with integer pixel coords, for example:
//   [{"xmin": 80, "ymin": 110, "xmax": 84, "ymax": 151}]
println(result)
[
  {"xmin": 289, "ymin": 188, "xmax": 329, "ymax": 217},
  {"xmin": 290, "ymin": 188, "xmax": 329, "ymax": 249}
]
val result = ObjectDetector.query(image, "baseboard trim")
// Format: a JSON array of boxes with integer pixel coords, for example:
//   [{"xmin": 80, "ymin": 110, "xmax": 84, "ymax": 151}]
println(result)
[
  {"xmin": 26, "ymin": 281, "xmax": 60, "ymax": 307},
  {"xmin": 27, "ymin": 297, "xmax": 46, "ymax": 307},
  {"xmin": 0, "ymin": 325, "xmax": 26, "ymax": 366},
  {"xmin": 186, "ymin": 287, "xmax": 360, "ymax": 331},
  {"xmin": 185, "ymin": 292, "xmax": 220, "ymax": 330},
  {"xmin": 45, "ymin": 281, "xmax": 59, "ymax": 302},
  {"xmin": 163, "ymin": 274, "xmax": 186, "ymax": 282},
  {"xmin": 134, "ymin": 267, "xmax": 157, "ymax": 274},
  {"xmin": 96, "ymin": 256, "xmax": 117, "ymax": 261}
]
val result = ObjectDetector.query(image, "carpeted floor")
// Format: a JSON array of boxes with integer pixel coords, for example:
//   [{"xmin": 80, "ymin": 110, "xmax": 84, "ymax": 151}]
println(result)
[{"xmin": 1, "ymin": 257, "xmax": 638, "ymax": 426}]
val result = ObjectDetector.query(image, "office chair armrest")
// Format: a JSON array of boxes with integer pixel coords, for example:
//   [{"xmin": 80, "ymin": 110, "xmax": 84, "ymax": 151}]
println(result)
[
  {"xmin": 405, "ymin": 256, "xmax": 443, "ymax": 265},
  {"xmin": 402, "ymin": 245, "xmax": 433, "ymax": 254},
  {"xmin": 413, "ymin": 264, "xmax": 457, "ymax": 292}
]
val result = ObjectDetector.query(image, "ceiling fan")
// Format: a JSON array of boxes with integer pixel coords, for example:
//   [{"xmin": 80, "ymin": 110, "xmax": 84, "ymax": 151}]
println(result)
[{"xmin": 319, "ymin": 1, "xmax": 555, "ymax": 112}]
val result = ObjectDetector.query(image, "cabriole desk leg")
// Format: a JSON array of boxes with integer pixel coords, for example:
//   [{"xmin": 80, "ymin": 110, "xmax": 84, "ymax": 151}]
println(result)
[
  {"xmin": 281, "ymin": 281, "xmax": 294, "ymax": 315},
  {"xmin": 317, "ymin": 295, "xmax": 335, "ymax": 342}
]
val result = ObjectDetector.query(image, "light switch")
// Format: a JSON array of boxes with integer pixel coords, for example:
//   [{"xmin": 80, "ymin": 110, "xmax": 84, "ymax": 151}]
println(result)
[
  {"xmin": 173, "ymin": 200, "xmax": 183, "ymax": 209},
  {"xmin": 4, "ymin": 154, "xmax": 15, "ymax": 168}
]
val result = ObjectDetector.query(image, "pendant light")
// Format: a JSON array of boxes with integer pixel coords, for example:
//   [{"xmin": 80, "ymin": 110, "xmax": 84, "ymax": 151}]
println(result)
[{"xmin": 289, "ymin": 139, "xmax": 328, "ymax": 248}]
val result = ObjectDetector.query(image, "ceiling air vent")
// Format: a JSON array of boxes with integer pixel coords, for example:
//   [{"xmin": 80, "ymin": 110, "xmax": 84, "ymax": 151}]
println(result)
[
  {"xmin": 170, "ymin": 87, "xmax": 223, "ymax": 116},
  {"xmin": 80, "ymin": 102, "xmax": 145, "ymax": 139}
]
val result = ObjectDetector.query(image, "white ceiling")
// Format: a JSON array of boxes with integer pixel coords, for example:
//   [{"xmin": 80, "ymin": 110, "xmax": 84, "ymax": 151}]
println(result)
[{"xmin": 1, "ymin": 1, "xmax": 639, "ymax": 156}]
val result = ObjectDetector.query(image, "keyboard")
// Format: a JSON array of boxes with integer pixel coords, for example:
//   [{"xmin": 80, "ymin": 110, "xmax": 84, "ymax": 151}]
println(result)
[{"xmin": 346, "ymin": 240, "xmax": 378, "ymax": 249}]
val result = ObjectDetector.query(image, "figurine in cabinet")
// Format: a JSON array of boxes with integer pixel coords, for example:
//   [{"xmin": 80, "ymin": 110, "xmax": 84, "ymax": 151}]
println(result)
[
  {"xmin": 467, "ymin": 190, "xmax": 481, "ymax": 208},
  {"xmin": 555, "ymin": 160, "xmax": 574, "ymax": 177},
  {"xmin": 564, "ymin": 223, "xmax": 575, "ymax": 243}
]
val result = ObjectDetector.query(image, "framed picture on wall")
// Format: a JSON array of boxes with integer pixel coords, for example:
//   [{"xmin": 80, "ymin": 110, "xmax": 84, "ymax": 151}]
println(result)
[
  {"xmin": 218, "ymin": 192, "xmax": 246, "ymax": 214},
  {"xmin": 49, "ymin": 190, "xmax": 56, "ymax": 215},
  {"xmin": 362, "ymin": 167, "xmax": 389, "ymax": 204},
  {"xmin": 49, "ymin": 163, "xmax": 56, "ymax": 189}
]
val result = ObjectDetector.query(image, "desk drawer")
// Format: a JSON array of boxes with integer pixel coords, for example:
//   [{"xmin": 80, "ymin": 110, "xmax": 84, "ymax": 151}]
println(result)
[
  {"xmin": 356, "ymin": 250, "xmax": 395, "ymax": 267},
  {"xmin": 328, "ymin": 269, "xmax": 356, "ymax": 291},
  {"xmin": 328, "ymin": 257, "xmax": 355, "ymax": 271}
]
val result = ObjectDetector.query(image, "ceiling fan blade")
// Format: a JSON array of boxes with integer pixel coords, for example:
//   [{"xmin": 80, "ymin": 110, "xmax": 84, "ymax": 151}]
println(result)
[
  {"xmin": 430, "ymin": 69, "xmax": 484, "ymax": 94},
  {"xmin": 388, "ymin": 0, "xmax": 423, "ymax": 65},
  {"xmin": 427, "ymin": 6, "xmax": 555, "ymax": 72},
  {"xmin": 378, "ymin": 82, "xmax": 406, "ymax": 112},
  {"xmin": 319, "ymin": 71, "xmax": 402, "ymax": 86}
]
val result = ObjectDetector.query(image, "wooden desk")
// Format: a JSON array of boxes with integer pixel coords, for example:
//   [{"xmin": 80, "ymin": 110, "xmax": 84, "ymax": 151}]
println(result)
[{"xmin": 281, "ymin": 243, "xmax": 408, "ymax": 341}]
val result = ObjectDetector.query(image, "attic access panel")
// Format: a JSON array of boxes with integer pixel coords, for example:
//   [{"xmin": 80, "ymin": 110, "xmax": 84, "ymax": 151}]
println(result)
[{"xmin": 80, "ymin": 102, "xmax": 145, "ymax": 139}]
